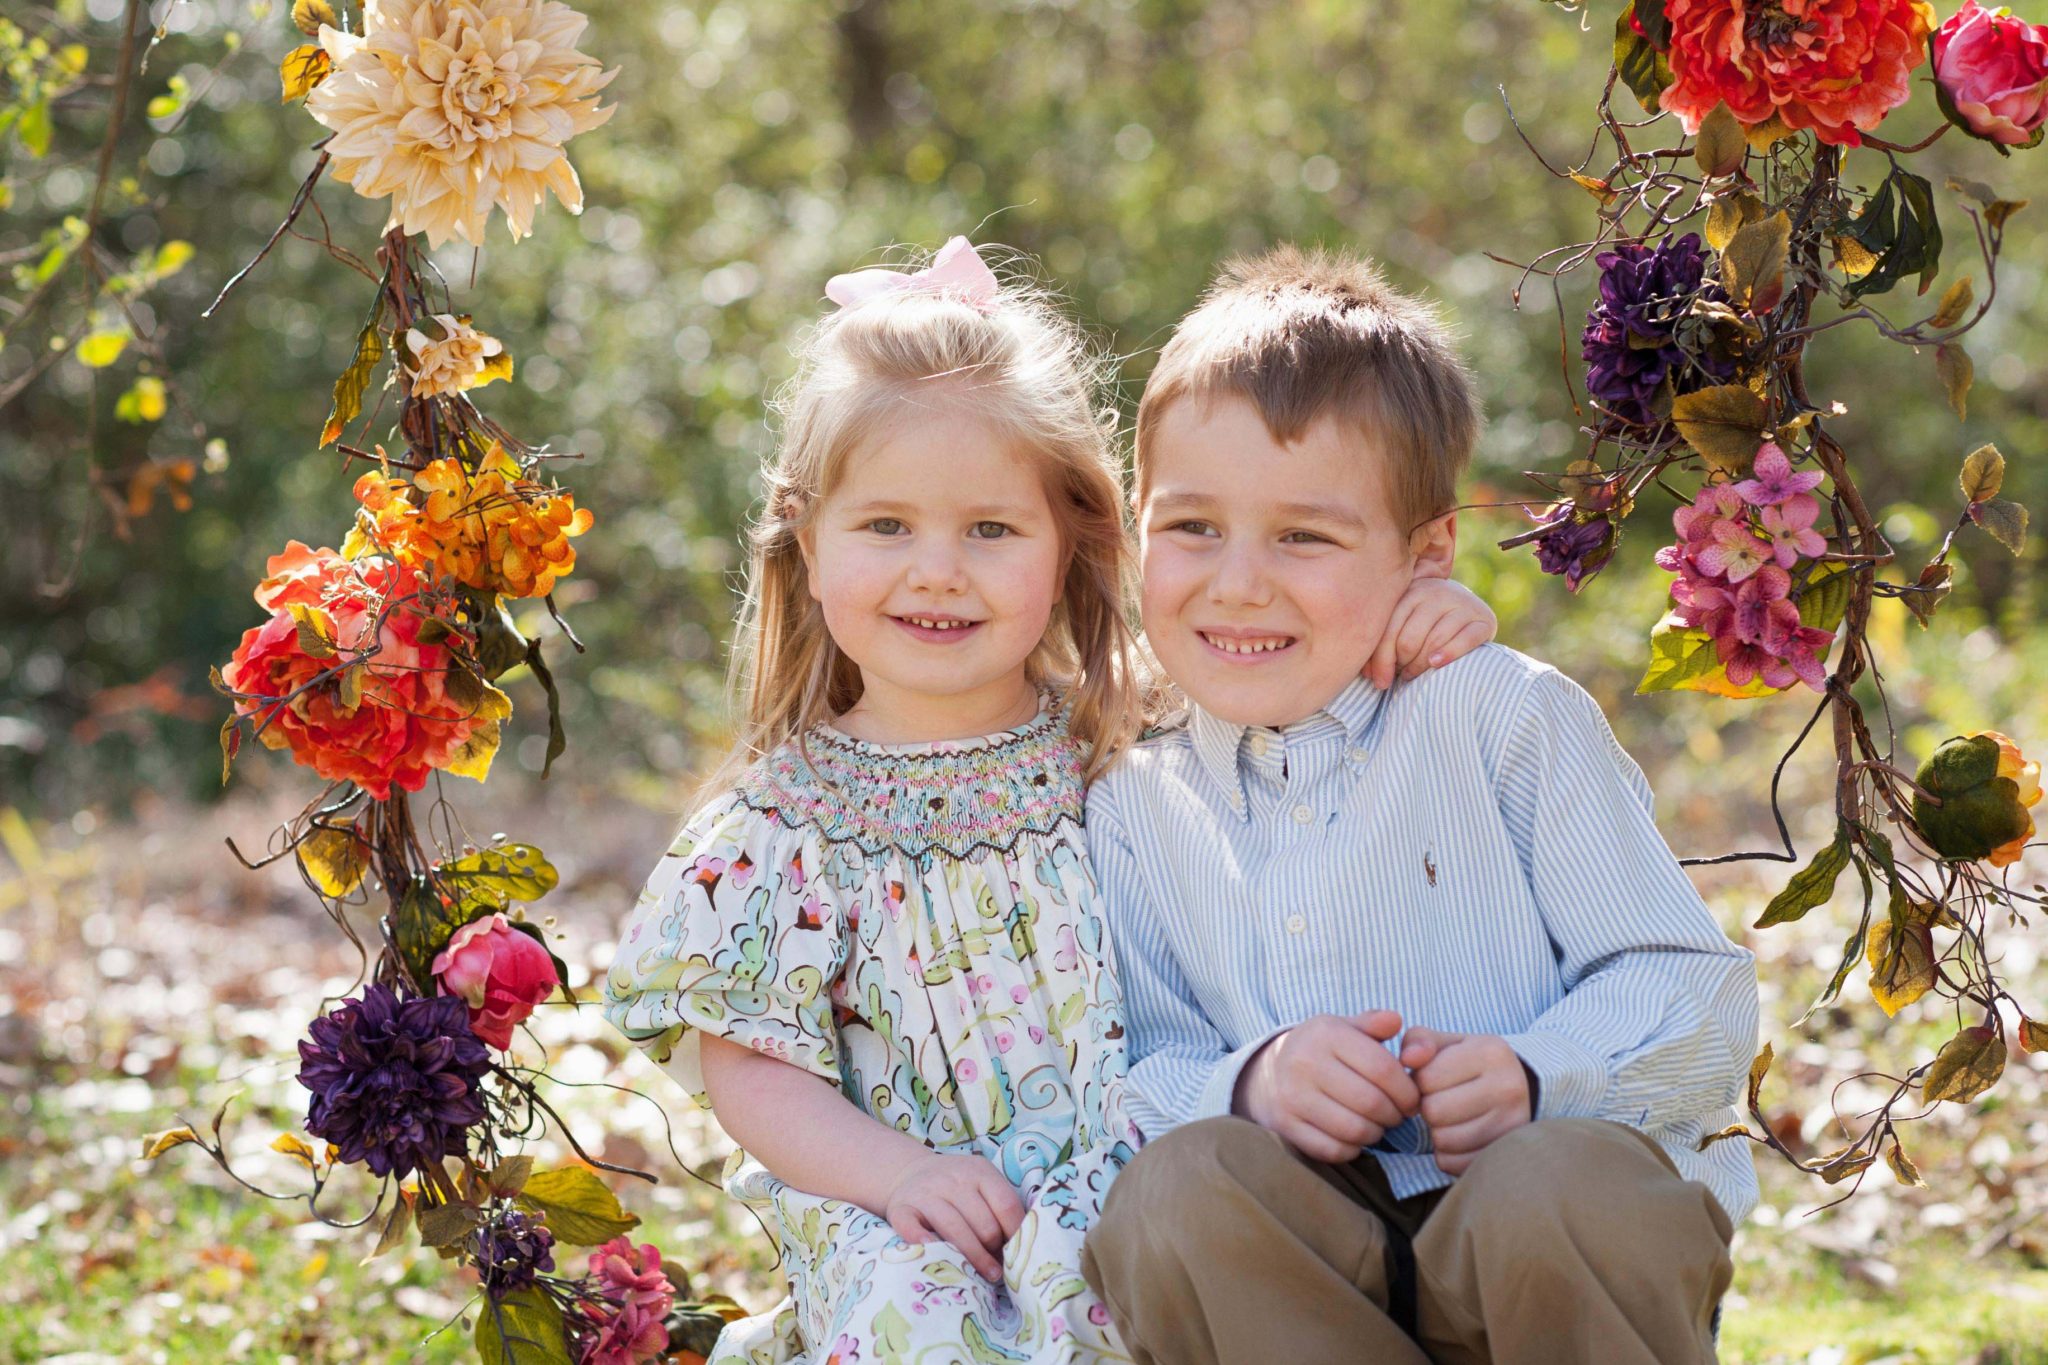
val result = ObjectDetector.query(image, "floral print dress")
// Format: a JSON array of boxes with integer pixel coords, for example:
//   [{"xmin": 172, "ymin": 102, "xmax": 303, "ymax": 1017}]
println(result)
[{"xmin": 603, "ymin": 701, "xmax": 1138, "ymax": 1365}]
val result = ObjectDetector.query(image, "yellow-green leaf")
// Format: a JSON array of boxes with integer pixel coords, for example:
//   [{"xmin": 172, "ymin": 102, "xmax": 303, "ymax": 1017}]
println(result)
[
  {"xmin": 2021, "ymin": 1018, "xmax": 2048, "ymax": 1054},
  {"xmin": 1756, "ymin": 827, "xmax": 1851, "ymax": 928},
  {"xmin": 271, "ymin": 1132, "xmax": 322, "ymax": 1169},
  {"xmin": 1886, "ymin": 1137, "xmax": 1926, "ymax": 1187},
  {"xmin": 1923, "ymin": 1026, "xmax": 2006, "ymax": 1104},
  {"xmin": 321, "ymin": 315, "xmax": 387, "ymax": 448},
  {"xmin": 286, "ymin": 602, "xmax": 338, "ymax": 658},
  {"xmin": 442, "ymin": 718, "xmax": 502, "ymax": 782},
  {"xmin": 364, "ymin": 1195, "xmax": 414, "ymax": 1263},
  {"xmin": 1865, "ymin": 917, "xmax": 1935, "ymax": 1016},
  {"xmin": 416, "ymin": 1200, "xmax": 486, "ymax": 1248},
  {"xmin": 1694, "ymin": 103, "xmax": 1746, "ymax": 178},
  {"xmin": 1931, "ymin": 275, "xmax": 1975, "ymax": 329},
  {"xmin": 114, "ymin": 375, "xmax": 167, "ymax": 423},
  {"xmin": 515, "ymin": 1166, "xmax": 639, "ymax": 1245},
  {"xmin": 280, "ymin": 44, "xmax": 331, "ymax": 102},
  {"xmin": 76, "ymin": 330, "xmax": 129, "ymax": 368},
  {"xmin": 297, "ymin": 826, "xmax": 369, "ymax": 897},
  {"xmin": 471, "ymin": 349, "xmax": 514, "ymax": 389},
  {"xmin": 1720, "ymin": 211, "xmax": 1792, "ymax": 314},
  {"xmin": 1637, "ymin": 611, "xmax": 1782, "ymax": 700},
  {"xmin": 1744, "ymin": 113, "xmax": 1796, "ymax": 152},
  {"xmin": 1670, "ymin": 384, "xmax": 1769, "ymax": 475},
  {"xmin": 475, "ymin": 1285, "xmax": 572, "ymax": 1365},
  {"xmin": 1986, "ymin": 198, "xmax": 2028, "ymax": 231},
  {"xmin": 143, "ymin": 1126, "xmax": 200, "ymax": 1159},
  {"xmin": 1746, "ymin": 1042, "xmax": 1773, "ymax": 1114},
  {"xmin": 440, "ymin": 843, "xmax": 559, "ymax": 907},
  {"xmin": 1960, "ymin": 443, "xmax": 2004, "ymax": 502},
  {"xmin": 1706, "ymin": 192, "xmax": 1766, "ymax": 252},
  {"xmin": 1832, "ymin": 235, "xmax": 1880, "ymax": 280},
  {"xmin": 1970, "ymin": 498, "xmax": 2029, "ymax": 555},
  {"xmin": 292, "ymin": 0, "xmax": 339, "ymax": 35},
  {"xmin": 155, "ymin": 240, "xmax": 195, "ymax": 277},
  {"xmin": 1935, "ymin": 342, "xmax": 1972, "ymax": 420}
]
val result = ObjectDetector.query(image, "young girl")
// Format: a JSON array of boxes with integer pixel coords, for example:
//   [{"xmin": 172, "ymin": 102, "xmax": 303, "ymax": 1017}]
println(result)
[{"xmin": 601, "ymin": 238, "xmax": 1495, "ymax": 1364}]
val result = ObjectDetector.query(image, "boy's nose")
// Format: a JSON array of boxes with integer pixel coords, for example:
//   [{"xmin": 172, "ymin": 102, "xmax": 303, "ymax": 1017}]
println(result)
[{"xmin": 1206, "ymin": 544, "xmax": 1272, "ymax": 607}]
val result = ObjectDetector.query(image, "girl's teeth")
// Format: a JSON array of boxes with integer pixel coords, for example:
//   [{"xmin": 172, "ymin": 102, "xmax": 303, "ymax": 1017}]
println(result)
[{"xmin": 909, "ymin": 618, "xmax": 967, "ymax": 630}]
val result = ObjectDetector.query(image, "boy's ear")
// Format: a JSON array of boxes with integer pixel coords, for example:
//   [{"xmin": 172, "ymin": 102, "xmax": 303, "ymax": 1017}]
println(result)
[{"xmin": 1409, "ymin": 511, "xmax": 1457, "ymax": 579}]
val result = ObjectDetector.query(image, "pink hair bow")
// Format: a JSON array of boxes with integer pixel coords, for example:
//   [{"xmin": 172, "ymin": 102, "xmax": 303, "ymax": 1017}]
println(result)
[{"xmin": 825, "ymin": 236, "xmax": 1000, "ymax": 311}]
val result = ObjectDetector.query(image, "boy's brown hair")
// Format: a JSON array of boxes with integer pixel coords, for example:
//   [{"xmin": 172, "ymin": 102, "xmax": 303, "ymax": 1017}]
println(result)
[{"xmin": 1134, "ymin": 244, "xmax": 1482, "ymax": 534}]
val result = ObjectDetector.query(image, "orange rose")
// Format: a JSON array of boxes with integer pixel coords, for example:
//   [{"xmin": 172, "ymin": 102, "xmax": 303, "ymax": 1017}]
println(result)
[
  {"xmin": 1660, "ymin": 0, "xmax": 1936, "ymax": 148},
  {"xmin": 221, "ymin": 542, "xmax": 502, "ymax": 800}
]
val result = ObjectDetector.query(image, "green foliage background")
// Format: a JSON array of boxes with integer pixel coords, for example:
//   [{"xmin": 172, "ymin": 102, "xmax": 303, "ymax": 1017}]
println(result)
[{"xmin": 4, "ymin": 0, "xmax": 2045, "ymax": 815}]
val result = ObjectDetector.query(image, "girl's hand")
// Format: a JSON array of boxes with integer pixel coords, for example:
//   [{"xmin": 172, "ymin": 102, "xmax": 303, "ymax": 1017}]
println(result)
[
  {"xmin": 1365, "ymin": 578, "xmax": 1496, "ymax": 690},
  {"xmin": 882, "ymin": 1151, "xmax": 1025, "ymax": 1281}
]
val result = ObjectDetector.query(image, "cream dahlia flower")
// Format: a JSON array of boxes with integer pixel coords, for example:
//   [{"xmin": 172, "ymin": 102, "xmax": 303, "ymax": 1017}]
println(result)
[
  {"xmin": 306, "ymin": 0, "xmax": 617, "ymax": 247},
  {"xmin": 405, "ymin": 313, "xmax": 508, "ymax": 396}
]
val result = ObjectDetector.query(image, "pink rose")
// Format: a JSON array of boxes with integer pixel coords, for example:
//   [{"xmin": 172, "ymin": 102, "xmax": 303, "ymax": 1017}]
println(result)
[
  {"xmin": 1933, "ymin": 1, "xmax": 2048, "ymax": 148},
  {"xmin": 429, "ymin": 913, "xmax": 559, "ymax": 1049}
]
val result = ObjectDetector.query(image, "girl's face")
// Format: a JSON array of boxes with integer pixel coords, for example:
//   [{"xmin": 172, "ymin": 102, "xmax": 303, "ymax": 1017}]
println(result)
[{"xmin": 800, "ymin": 405, "xmax": 1066, "ymax": 743}]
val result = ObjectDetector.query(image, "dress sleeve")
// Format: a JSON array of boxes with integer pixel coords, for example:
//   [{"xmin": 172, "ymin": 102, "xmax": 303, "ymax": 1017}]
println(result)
[{"xmin": 601, "ymin": 799, "xmax": 850, "ymax": 1107}]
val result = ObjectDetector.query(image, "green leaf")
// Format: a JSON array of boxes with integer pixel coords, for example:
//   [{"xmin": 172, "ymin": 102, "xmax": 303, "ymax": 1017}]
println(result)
[
  {"xmin": 525, "ymin": 636, "xmax": 568, "ymax": 779},
  {"xmin": 364, "ymin": 1193, "xmax": 414, "ymax": 1262},
  {"xmin": 1794, "ymin": 561, "xmax": 1854, "ymax": 636},
  {"xmin": 1694, "ymin": 103, "xmax": 1745, "ymax": 178},
  {"xmin": 296, "ymin": 826, "xmax": 369, "ymax": 897},
  {"xmin": 18, "ymin": 99, "xmax": 52, "ymax": 157},
  {"xmin": 1845, "ymin": 168, "xmax": 1943, "ymax": 300},
  {"xmin": 1614, "ymin": 1, "xmax": 1674, "ymax": 115},
  {"xmin": 1755, "ymin": 825, "xmax": 1851, "ymax": 928},
  {"xmin": 1970, "ymin": 497, "xmax": 2028, "ymax": 555},
  {"xmin": 321, "ymin": 304, "xmax": 388, "ymax": 447},
  {"xmin": 514, "ymin": 1166, "xmax": 639, "ymax": 1245},
  {"xmin": 1670, "ymin": 384, "xmax": 1768, "ymax": 474},
  {"xmin": 474, "ymin": 1285, "xmax": 572, "ymax": 1365},
  {"xmin": 415, "ymin": 1199, "xmax": 485, "ymax": 1248},
  {"xmin": 1796, "ymin": 852, "xmax": 1877, "ymax": 1026},
  {"xmin": 1961, "ymin": 444, "xmax": 2005, "ymax": 502},
  {"xmin": 394, "ymin": 882, "xmax": 483, "ymax": 987},
  {"xmin": 1923, "ymin": 1026, "xmax": 2006, "ymax": 1104}
]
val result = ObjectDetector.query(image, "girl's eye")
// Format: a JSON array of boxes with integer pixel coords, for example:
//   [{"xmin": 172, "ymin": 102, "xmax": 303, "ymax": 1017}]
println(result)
[
  {"xmin": 970, "ymin": 521, "xmax": 1013, "ymax": 539},
  {"xmin": 866, "ymin": 518, "xmax": 905, "ymax": 536}
]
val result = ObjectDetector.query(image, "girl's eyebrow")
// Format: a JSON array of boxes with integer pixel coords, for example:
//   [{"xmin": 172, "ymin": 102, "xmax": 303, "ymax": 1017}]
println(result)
[{"xmin": 839, "ymin": 499, "xmax": 1041, "ymax": 519}]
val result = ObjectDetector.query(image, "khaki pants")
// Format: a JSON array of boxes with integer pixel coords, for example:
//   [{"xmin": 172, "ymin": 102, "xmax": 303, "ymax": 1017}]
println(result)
[{"xmin": 1081, "ymin": 1117, "xmax": 1734, "ymax": 1365}]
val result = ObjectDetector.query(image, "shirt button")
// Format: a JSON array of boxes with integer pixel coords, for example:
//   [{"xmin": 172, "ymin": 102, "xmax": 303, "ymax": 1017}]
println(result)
[
  {"xmin": 1249, "ymin": 734, "xmax": 1268, "ymax": 757},
  {"xmin": 1285, "ymin": 914, "xmax": 1307, "ymax": 934},
  {"xmin": 1291, "ymin": 803, "xmax": 1314, "ymax": 825},
  {"xmin": 1348, "ymin": 746, "xmax": 1370, "ymax": 763}
]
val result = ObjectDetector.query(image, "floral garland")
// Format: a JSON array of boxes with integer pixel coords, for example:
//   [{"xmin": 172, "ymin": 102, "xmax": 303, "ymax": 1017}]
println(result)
[
  {"xmin": 144, "ymin": 3, "xmax": 735, "ymax": 1361},
  {"xmin": 1518, "ymin": 0, "xmax": 2042, "ymax": 1187}
]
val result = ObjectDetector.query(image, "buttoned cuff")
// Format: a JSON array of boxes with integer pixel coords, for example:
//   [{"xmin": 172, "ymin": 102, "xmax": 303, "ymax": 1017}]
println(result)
[
  {"xmin": 1195, "ymin": 1027, "xmax": 1291, "ymax": 1120},
  {"xmin": 1504, "ymin": 1031, "xmax": 1610, "ymax": 1120}
]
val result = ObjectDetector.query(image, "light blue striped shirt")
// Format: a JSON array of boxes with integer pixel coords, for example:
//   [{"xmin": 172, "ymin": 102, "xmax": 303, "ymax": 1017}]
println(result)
[{"xmin": 1086, "ymin": 644, "xmax": 1760, "ymax": 1222}]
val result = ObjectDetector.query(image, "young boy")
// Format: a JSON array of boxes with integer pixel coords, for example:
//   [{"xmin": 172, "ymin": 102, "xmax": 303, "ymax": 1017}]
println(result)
[{"xmin": 1081, "ymin": 247, "xmax": 1758, "ymax": 1365}]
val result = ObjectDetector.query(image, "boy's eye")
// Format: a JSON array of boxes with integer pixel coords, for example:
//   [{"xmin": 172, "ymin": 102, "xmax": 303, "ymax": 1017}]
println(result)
[
  {"xmin": 1281, "ymin": 530, "xmax": 1332, "ymax": 545},
  {"xmin": 970, "ymin": 521, "xmax": 1013, "ymax": 540},
  {"xmin": 1165, "ymin": 519, "xmax": 1218, "ymax": 537},
  {"xmin": 865, "ymin": 518, "xmax": 906, "ymax": 536}
]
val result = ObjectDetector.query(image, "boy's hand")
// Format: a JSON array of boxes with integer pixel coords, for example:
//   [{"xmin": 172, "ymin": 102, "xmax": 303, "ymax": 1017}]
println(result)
[
  {"xmin": 1365, "ymin": 579, "xmax": 1497, "ymax": 690},
  {"xmin": 882, "ymin": 1151, "xmax": 1025, "ymax": 1281},
  {"xmin": 1235, "ymin": 1010, "xmax": 1420, "ymax": 1163},
  {"xmin": 1399, "ymin": 1028, "xmax": 1532, "ymax": 1175}
]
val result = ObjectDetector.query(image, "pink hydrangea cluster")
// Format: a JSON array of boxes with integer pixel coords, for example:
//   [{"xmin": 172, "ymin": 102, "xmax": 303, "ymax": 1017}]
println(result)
[
  {"xmin": 575, "ymin": 1237, "xmax": 674, "ymax": 1365},
  {"xmin": 1654, "ymin": 444, "xmax": 1835, "ymax": 691}
]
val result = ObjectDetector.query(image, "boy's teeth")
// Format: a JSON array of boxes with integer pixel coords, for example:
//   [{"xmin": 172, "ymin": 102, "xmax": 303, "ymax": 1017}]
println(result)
[{"xmin": 1204, "ymin": 633, "xmax": 1290, "ymax": 654}]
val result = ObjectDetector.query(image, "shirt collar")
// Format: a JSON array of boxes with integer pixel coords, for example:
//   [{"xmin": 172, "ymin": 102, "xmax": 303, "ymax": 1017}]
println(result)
[{"xmin": 1188, "ymin": 676, "xmax": 1394, "ymax": 818}]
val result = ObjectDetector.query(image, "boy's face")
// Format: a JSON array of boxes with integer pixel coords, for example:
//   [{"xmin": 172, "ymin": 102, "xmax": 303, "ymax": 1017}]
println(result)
[{"xmin": 1139, "ymin": 394, "xmax": 1436, "ymax": 728}]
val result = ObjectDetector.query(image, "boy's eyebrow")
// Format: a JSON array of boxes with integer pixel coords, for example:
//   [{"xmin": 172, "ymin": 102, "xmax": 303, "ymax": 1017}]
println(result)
[{"xmin": 1149, "ymin": 490, "xmax": 1370, "ymax": 531}]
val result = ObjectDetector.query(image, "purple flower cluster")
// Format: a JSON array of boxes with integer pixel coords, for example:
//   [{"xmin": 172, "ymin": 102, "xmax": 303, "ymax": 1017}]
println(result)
[
  {"xmin": 1581, "ymin": 233, "xmax": 1735, "ymax": 426},
  {"xmin": 475, "ymin": 1209, "xmax": 556, "ymax": 1301},
  {"xmin": 1655, "ymin": 445, "xmax": 1834, "ymax": 690},
  {"xmin": 1532, "ymin": 510, "xmax": 1616, "ymax": 592},
  {"xmin": 296, "ymin": 983, "xmax": 490, "ymax": 1181}
]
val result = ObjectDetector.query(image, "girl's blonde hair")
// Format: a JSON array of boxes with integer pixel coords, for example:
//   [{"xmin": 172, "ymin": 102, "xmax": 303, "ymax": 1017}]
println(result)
[{"xmin": 701, "ymin": 250, "xmax": 1144, "ymax": 799}]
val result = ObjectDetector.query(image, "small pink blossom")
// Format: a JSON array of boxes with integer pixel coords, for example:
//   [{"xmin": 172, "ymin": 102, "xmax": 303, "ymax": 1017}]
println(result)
[
  {"xmin": 1759, "ymin": 501, "xmax": 1827, "ymax": 567},
  {"xmin": 957, "ymin": 1058, "xmax": 979, "ymax": 1082},
  {"xmin": 1696, "ymin": 522, "xmax": 1773, "ymax": 582},
  {"xmin": 1734, "ymin": 444, "xmax": 1825, "ymax": 507}
]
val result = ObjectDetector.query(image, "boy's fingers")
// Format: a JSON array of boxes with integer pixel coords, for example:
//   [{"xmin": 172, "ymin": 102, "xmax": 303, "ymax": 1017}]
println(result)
[
  {"xmin": 1313, "ymin": 1064, "xmax": 1408, "ymax": 1133},
  {"xmin": 1353, "ymin": 1010, "xmax": 1403, "ymax": 1041},
  {"xmin": 1331, "ymin": 1034, "xmax": 1420, "ymax": 1116},
  {"xmin": 1418, "ymin": 1080, "xmax": 1495, "ymax": 1131}
]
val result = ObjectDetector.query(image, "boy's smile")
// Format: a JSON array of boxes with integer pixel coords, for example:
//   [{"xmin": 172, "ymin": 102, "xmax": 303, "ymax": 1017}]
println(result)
[{"xmin": 1140, "ymin": 395, "xmax": 1450, "ymax": 728}]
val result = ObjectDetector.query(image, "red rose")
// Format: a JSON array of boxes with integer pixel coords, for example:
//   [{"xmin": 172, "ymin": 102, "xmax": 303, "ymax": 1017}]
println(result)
[
  {"xmin": 1932, "ymin": 1, "xmax": 2048, "ymax": 147},
  {"xmin": 1661, "ymin": 0, "xmax": 1936, "ymax": 148},
  {"xmin": 429, "ymin": 913, "xmax": 560, "ymax": 1049}
]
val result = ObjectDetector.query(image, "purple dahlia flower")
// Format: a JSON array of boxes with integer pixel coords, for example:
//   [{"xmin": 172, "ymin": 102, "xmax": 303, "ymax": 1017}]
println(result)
[
  {"xmin": 474, "ymin": 1209, "xmax": 556, "ymax": 1301},
  {"xmin": 296, "ymin": 983, "xmax": 490, "ymax": 1181},
  {"xmin": 1581, "ymin": 233, "xmax": 1735, "ymax": 426}
]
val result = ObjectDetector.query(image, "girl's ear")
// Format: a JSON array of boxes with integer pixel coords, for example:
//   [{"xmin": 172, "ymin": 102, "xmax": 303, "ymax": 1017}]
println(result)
[
  {"xmin": 1409, "ymin": 511, "xmax": 1457, "ymax": 579},
  {"xmin": 796, "ymin": 525, "xmax": 823, "ymax": 603}
]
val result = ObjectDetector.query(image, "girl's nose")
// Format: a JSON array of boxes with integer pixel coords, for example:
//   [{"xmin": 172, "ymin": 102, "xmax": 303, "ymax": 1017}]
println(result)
[{"xmin": 905, "ymin": 541, "xmax": 969, "ymax": 594}]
